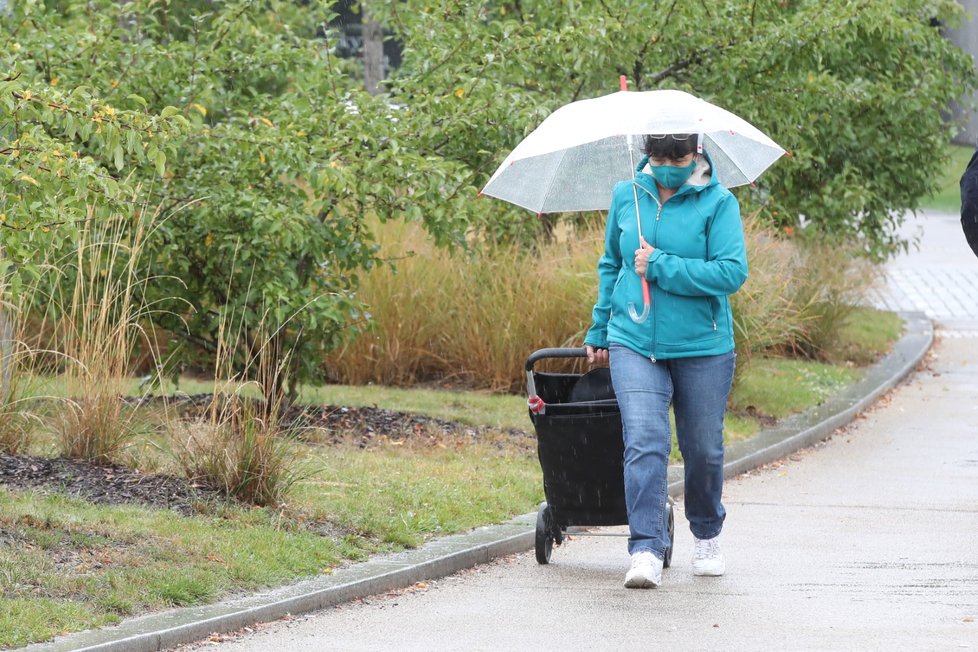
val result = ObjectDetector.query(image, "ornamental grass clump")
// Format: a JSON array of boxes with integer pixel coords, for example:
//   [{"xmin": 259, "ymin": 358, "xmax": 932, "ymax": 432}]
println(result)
[
  {"xmin": 730, "ymin": 214, "xmax": 880, "ymax": 372},
  {"xmin": 1, "ymin": 249, "xmax": 42, "ymax": 454},
  {"xmin": 169, "ymin": 394, "xmax": 301, "ymax": 507},
  {"xmin": 46, "ymin": 206, "xmax": 163, "ymax": 463},
  {"xmin": 787, "ymin": 241, "xmax": 881, "ymax": 360},
  {"xmin": 0, "ymin": 336, "xmax": 41, "ymax": 455},
  {"xmin": 167, "ymin": 304, "xmax": 306, "ymax": 507},
  {"xmin": 331, "ymin": 215, "xmax": 880, "ymax": 393}
]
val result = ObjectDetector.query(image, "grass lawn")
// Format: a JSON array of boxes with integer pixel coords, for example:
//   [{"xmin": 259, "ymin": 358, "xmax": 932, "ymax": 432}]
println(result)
[
  {"xmin": 919, "ymin": 143, "xmax": 973, "ymax": 213},
  {"xmin": 0, "ymin": 305, "xmax": 904, "ymax": 648}
]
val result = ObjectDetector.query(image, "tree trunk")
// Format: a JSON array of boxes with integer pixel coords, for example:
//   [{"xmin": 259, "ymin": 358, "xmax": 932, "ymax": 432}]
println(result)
[{"xmin": 362, "ymin": 8, "xmax": 384, "ymax": 95}]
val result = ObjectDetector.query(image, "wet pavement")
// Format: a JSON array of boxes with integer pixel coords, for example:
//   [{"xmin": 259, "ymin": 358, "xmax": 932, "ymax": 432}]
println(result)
[{"xmin": 29, "ymin": 211, "xmax": 977, "ymax": 651}]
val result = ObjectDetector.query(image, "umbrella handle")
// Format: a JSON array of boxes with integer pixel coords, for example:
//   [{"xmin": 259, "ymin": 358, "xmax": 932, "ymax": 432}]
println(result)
[
  {"xmin": 627, "ymin": 279, "xmax": 651, "ymax": 324},
  {"xmin": 627, "ymin": 300, "xmax": 649, "ymax": 324}
]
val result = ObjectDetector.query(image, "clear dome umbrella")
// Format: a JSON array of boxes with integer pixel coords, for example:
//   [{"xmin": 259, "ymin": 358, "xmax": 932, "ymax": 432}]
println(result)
[
  {"xmin": 481, "ymin": 79, "xmax": 786, "ymax": 322},
  {"xmin": 482, "ymin": 84, "xmax": 786, "ymax": 213}
]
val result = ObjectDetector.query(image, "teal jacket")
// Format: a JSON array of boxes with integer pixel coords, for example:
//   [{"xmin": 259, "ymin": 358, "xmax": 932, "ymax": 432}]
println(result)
[{"xmin": 584, "ymin": 155, "xmax": 748, "ymax": 360}]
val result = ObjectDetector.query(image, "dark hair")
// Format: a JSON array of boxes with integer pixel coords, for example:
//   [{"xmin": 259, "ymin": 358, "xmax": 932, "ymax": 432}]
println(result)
[{"xmin": 643, "ymin": 134, "xmax": 696, "ymax": 160}]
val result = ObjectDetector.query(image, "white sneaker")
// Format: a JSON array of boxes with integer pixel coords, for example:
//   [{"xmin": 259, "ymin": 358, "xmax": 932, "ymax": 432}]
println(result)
[
  {"xmin": 624, "ymin": 551, "xmax": 663, "ymax": 588},
  {"xmin": 692, "ymin": 536, "xmax": 725, "ymax": 576}
]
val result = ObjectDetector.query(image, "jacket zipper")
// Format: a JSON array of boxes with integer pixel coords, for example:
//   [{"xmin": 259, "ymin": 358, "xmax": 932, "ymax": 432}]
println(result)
[
  {"xmin": 651, "ymin": 201, "xmax": 662, "ymax": 361},
  {"xmin": 634, "ymin": 181, "xmax": 662, "ymax": 363}
]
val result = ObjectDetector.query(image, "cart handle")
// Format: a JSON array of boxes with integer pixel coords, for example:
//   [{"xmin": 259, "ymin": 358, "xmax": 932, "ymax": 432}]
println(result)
[{"xmin": 525, "ymin": 347, "xmax": 587, "ymax": 372}]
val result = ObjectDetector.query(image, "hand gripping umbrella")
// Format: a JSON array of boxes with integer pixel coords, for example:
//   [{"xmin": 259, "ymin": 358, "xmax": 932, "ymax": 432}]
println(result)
[{"xmin": 482, "ymin": 77, "xmax": 786, "ymax": 322}]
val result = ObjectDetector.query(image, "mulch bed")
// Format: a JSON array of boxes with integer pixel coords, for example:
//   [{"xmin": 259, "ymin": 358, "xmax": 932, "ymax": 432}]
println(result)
[
  {"xmin": 0, "ymin": 400, "xmax": 533, "ymax": 516},
  {"xmin": 0, "ymin": 453, "xmax": 225, "ymax": 516}
]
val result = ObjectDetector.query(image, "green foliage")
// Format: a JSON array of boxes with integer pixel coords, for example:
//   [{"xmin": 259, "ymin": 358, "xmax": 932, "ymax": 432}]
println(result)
[
  {"xmin": 921, "ymin": 143, "xmax": 974, "ymax": 213},
  {"xmin": 372, "ymin": 0, "xmax": 976, "ymax": 256},
  {"xmin": 0, "ymin": 58, "xmax": 185, "ymax": 294},
  {"xmin": 4, "ymin": 0, "xmax": 488, "ymax": 400}
]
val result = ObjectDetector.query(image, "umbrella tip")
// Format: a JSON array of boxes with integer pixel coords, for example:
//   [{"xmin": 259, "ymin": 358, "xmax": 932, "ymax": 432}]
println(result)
[
  {"xmin": 619, "ymin": 75, "xmax": 627, "ymax": 91},
  {"xmin": 477, "ymin": 192, "xmax": 484, "ymax": 198}
]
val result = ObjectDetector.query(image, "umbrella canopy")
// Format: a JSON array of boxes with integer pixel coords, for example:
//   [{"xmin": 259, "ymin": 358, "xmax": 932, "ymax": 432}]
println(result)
[{"xmin": 482, "ymin": 89, "xmax": 785, "ymax": 214}]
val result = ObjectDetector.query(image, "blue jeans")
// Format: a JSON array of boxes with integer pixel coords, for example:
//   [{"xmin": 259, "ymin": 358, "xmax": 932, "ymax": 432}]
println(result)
[{"xmin": 609, "ymin": 344, "xmax": 735, "ymax": 557}]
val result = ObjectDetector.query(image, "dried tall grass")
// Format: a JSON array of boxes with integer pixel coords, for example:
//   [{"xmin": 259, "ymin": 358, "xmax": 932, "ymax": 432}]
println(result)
[
  {"xmin": 325, "ymin": 220, "xmax": 600, "ymax": 392},
  {"xmin": 44, "ymin": 205, "xmax": 164, "ymax": 462},
  {"xmin": 731, "ymin": 214, "xmax": 881, "ymax": 370},
  {"xmin": 168, "ymin": 393, "xmax": 301, "ymax": 507},
  {"xmin": 0, "ymin": 297, "xmax": 42, "ymax": 454},
  {"xmin": 329, "ymin": 216, "xmax": 879, "ymax": 393}
]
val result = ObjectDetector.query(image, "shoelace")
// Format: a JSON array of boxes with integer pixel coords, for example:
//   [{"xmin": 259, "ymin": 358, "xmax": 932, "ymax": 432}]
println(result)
[
  {"xmin": 694, "ymin": 538, "xmax": 720, "ymax": 559},
  {"xmin": 631, "ymin": 551, "xmax": 657, "ymax": 568}
]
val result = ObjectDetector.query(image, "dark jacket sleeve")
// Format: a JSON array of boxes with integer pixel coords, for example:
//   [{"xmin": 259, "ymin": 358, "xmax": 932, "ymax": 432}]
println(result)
[{"xmin": 959, "ymin": 149, "xmax": 978, "ymax": 258}]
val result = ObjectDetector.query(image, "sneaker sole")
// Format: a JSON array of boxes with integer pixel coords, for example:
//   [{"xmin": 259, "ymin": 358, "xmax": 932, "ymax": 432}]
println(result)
[
  {"xmin": 692, "ymin": 565, "xmax": 725, "ymax": 577},
  {"xmin": 624, "ymin": 575, "xmax": 660, "ymax": 589}
]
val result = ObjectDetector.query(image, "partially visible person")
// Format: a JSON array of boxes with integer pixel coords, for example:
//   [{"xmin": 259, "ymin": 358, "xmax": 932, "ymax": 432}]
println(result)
[
  {"xmin": 584, "ymin": 133, "xmax": 748, "ymax": 589},
  {"xmin": 959, "ymin": 148, "xmax": 978, "ymax": 258}
]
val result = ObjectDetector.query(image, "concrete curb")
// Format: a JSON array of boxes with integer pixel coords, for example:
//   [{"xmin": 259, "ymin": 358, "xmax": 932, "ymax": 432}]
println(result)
[{"xmin": 28, "ymin": 312, "xmax": 933, "ymax": 652}]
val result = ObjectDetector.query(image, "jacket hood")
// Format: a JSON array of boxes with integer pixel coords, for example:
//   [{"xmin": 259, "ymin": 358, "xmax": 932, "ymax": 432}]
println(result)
[{"xmin": 632, "ymin": 152, "xmax": 717, "ymax": 198}]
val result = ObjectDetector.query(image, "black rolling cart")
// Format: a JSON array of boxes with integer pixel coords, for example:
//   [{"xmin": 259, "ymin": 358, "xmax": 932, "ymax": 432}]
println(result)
[{"xmin": 525, "ymin": 347, "xmax": 674, "ymax": 565}]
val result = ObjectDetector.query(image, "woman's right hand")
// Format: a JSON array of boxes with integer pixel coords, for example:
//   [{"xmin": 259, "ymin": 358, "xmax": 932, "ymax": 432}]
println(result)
[{"xmin": 585, "ymin": 345, "xmax": 609, "ymax": 366}]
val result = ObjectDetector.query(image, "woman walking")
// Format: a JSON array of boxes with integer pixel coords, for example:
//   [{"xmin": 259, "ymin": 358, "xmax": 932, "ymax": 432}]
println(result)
[{"xmin": 584, "ymin": 133, "xmax": 748, "ymax": 589}]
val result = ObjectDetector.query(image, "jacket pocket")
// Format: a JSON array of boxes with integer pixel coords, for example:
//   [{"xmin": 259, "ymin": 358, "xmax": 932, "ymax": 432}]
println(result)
[{"xmin": 657, "ymin": 294, "xmax": 718, "ymax": 346}]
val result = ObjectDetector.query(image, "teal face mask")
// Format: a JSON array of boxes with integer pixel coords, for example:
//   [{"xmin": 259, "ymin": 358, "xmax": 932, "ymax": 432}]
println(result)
[{"xmin": 650, "ymin": 160, "xmax": 697, "ymax": 189}]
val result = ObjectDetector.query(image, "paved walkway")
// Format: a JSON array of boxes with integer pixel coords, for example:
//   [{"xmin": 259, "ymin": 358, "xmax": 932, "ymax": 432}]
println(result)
[
  {"xmin": 871, "ymin": 210, "xmax": 978, "ymax": 333},
  {"xmin": 162, "ymin": 212, "xmax": 977, "ymax": 651}
]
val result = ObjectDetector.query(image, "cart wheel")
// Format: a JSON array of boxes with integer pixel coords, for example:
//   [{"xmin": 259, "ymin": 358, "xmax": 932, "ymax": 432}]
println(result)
[
  {"xmin": 535, "ymin": 502, "xmax": 554, "ymax": 564},
  {"xmin": 663, "ymin": 498, "xmax": 676, "ymax": 568}
]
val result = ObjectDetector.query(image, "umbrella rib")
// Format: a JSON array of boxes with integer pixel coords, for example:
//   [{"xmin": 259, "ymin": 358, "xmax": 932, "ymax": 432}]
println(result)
[{"xmin": 539, "ymin": 147, "xmax": 572, "ymax": 214}]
